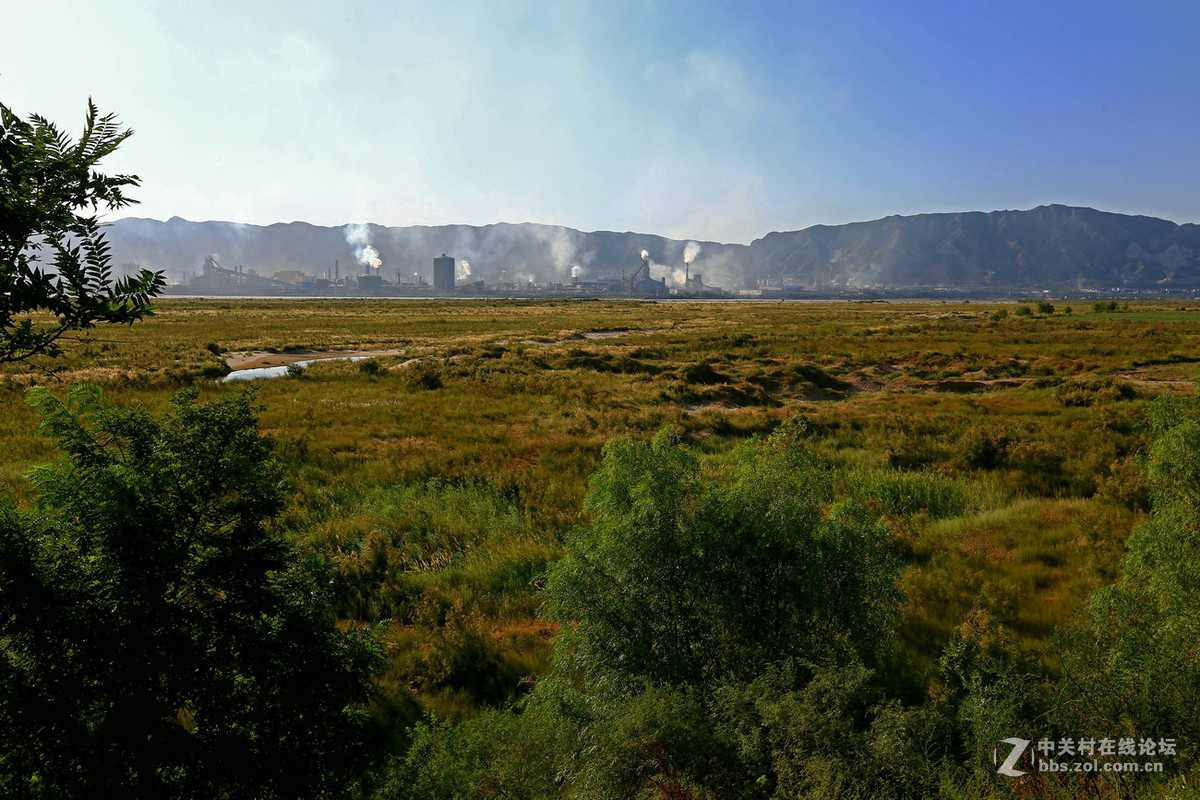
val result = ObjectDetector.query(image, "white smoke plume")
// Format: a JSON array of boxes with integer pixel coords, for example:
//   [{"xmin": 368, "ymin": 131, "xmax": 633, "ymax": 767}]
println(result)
[
  {"xmin": 457, "ymin": 260, "xmax": 472, "ymax": 280},
  {"xmin": 641, "ymin": 243, "xmax": 705, "ymax": 289},
  {"xmin": 640, "ymin": 249, "xmax": 650, "ymax": 261},
  {"xmin": 570, "ymin": 265, "xmax": 581, "ymax": 279},
  {"xmin": 360, "ymin": 245, "xmax": 381, "ymax": 270},
  {"xmin": 344, "ymin": 223, "xmax": 382, "ymax": 270},
  {"xmin": 527, "ymin": 225, "xmax": 591, "ymax": 280}
]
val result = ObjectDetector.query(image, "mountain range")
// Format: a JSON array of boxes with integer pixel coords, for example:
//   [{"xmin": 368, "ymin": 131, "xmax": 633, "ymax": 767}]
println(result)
[{"xmin": 106, "ymin": 204, "xmax": 1200, "ymax": 291}]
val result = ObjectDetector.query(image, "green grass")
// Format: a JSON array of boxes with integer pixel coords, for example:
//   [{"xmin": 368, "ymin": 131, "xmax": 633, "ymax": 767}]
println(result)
[{"xmin": 4, "ymin": 297, "xmax": 1196, "ymax": 729}]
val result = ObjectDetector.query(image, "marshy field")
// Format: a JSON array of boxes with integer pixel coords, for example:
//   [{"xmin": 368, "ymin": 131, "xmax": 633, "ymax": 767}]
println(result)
[{"xmin": 3, "ymin": 297, "xmax": 1197, "ymax": 795}]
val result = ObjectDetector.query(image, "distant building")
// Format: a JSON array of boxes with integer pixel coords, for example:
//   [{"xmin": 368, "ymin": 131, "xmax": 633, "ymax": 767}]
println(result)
[
  {"xmin": 633, "ymin": 276, "xmax": 670, "ymax": 296},
  {"xmin": 433, "ymin": 254, "xmax": 455, "ymax": 293},
  {"xmin": 272, "ymin": 270, "xmax": 309, "ymax": 284},
  {"xmin": 628, "ymin": 253, "xmax": 669, "ymax": 296}
]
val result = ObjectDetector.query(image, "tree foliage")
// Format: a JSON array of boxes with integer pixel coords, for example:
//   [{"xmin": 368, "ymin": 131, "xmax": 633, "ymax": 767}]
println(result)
[
  {"xmin": 395, "ymin": 422, "xmax": 918, "ymax": 798},
  {"xmin": 0, "ymin": 386, "xmax": 379, "ymax": 798},
  {"xmin": 0, "ymin": 99, "xmax": 164, "ymax": 366},
  {"xmin": 543, "ymin": 422, "xmax": 903, "ymax": 689},
  {"xmin": 1054, "ymin": 388, "xmax": 1200, "ymax": 769}
]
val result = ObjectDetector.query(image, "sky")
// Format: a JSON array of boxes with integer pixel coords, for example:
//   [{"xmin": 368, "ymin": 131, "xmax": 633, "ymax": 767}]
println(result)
[{"xmin": 2, "ymin": 0, "xmax": 1198, "ymax": 243}]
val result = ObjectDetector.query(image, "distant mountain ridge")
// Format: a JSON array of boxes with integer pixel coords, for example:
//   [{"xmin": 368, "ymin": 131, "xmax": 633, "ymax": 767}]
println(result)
[
  {"xmin": 744, "ymin": 205, "xmax": 1200, "ymax": 289},
  {"xmin": 107, "ymin": 205, "xmax": 1200, "ymax": 290}
]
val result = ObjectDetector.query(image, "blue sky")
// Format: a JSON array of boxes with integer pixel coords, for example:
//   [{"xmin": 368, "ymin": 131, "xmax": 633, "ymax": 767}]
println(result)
[{"xmin": 3, "ymin": 0, "xmax": 1197, "ymax": 242}]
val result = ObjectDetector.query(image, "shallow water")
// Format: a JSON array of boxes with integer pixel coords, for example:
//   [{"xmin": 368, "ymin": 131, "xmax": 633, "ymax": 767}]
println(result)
[{"xmin": 221, "ymin": 355, "xmax": 371, "ymax": 382}]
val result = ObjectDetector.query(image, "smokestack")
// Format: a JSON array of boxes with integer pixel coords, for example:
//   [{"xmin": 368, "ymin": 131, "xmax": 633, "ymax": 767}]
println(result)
[{"xmin": 335, "ymin": 259, "xmax": 339, "ymax": 281}]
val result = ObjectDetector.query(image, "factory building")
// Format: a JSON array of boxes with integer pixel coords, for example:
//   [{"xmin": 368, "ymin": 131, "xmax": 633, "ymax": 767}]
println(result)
[
  {"xmin": 433, "ymin": 254, "xmax": 455, "ymax": 293},
  {"xmin": 628, "ymin": 253, "xmax": 669, "ymax": 296}
]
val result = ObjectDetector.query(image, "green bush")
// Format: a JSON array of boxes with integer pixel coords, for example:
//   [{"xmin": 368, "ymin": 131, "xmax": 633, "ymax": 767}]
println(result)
[
  {"xmin": 956, "ymin": 424, "xmax": 1011, "ymax": 471},
  {"xmin": 544, "ymin": 421, "xmax": 903, "ymax": 686},
  {"xmin": 1050, "ymin": 388, "xmax": 1200, "ymax": 790},
  {"xmin": 404, "ymin": 361, "xmax": 444, "ymax": 390},
  {"xmin": 388, "ymin": 703, "xmax": 567, "ymax": 800},
  {"xmin": 0, "ymin": 386, "xmax": 380, "ymax": 798},
  {"xmin": 680, "ymin": 360, "xmax": 728, "ymax": 385},
  {"xmin": 1054, "ymin": 377, "xmax": 1140, "ymax": 407}
]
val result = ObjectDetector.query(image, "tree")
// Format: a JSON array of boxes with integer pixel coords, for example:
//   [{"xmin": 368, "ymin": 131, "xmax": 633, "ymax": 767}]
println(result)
[
  {"xmin": 394, "ymin": 422, "xmax": 909, "ymax": 799},
  {"xmin": 1053, "ymin": 388, "xmax": 1200, "ymax": 775},
  {"xmin": 0, "ymin": 386, "xmax": 380, "ymax": 798},
  {"xmin": 0, "ymin": 99, "xmax": 164, "ymax": 366},
  {"xmin": 543, "ymin": 421, "xmax": 903, "ymax": 688}
]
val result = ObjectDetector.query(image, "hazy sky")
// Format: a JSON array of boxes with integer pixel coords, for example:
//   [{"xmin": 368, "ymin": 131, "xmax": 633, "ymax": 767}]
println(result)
[{"xmin": 3, "ymin": 0, "xmax": 1198, "ymax": 243}]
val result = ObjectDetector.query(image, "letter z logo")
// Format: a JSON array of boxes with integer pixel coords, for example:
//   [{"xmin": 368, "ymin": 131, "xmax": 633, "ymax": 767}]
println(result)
[{"xmin": 995, "ymin": 738, "xmax": 1031, "ymax": 777}]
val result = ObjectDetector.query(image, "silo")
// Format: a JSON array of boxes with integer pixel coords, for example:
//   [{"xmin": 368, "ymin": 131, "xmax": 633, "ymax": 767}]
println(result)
[{"xmin": 433, "ymin": 254, "xmax": 455, "ymax": 293}]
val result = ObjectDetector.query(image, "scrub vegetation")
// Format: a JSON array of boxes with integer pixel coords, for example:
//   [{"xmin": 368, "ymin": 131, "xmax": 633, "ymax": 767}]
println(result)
[{"xmin": 3, "ymin": 296, "xmax": 1200, "ymax": 797}]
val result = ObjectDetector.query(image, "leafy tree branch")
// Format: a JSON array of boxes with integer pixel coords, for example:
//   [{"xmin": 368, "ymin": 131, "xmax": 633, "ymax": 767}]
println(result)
[{"xmin": 0, "ymin": 99, "xmax": 164, "ymax": 366}]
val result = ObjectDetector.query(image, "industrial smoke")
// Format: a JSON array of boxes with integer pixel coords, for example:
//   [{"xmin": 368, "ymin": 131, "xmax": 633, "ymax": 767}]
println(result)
[{"xmin": 344, "ymin": 223, "xmax": 382, "ymax": 270}]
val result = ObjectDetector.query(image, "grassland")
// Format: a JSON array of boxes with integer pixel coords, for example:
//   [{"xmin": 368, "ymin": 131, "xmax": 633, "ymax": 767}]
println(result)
[{"xmin": 3, "ymin": 297, "xmax": 1197, "ymax": 726}]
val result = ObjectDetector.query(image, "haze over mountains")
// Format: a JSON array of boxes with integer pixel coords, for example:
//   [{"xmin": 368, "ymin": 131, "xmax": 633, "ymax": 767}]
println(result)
[{"xmin": 108, "ymin": 205, "xmax": 1200, "ymax": 291}]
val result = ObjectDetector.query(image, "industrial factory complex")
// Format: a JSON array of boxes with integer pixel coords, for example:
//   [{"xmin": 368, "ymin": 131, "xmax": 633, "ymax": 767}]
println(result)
[
  {"xmin": 164, "ymin": 251, "xmax": 1107, "ymax": 302},
  {"xmin": 169, "ymin": 253, "xmax": 1036, "ymax": 301},
  {"xmin": 173, "ymin": 252, "xmax": 724, "ymax": 298}
]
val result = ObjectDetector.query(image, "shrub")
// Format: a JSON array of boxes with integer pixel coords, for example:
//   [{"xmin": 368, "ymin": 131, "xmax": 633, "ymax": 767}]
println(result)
[
  {"xmin": 1094, "ymin": 454, "xmax": 1150, "ymax": 511},
  {"xmin": 1052, "ymin": 388, "xmax": 1200, "ymax": 789},
  {"xmin": 956, "ymin": 424, "xmax": 1011, "ymax": 471},
  {"xmin": 680, "ymin": 360, "xmax": 728, "ymax": 385},
  {"xmin": 0, "ymin": 386, "xmax": 380, "ymax": 798},
  {"xmin": 1054, "ymin": 377, "xmax": 1140, "ymax": 408},
  {"xmin": 544, "ymin": 422, "xmax": 903, "ymax": 686},
  {"xmin": 404, "ymin": 362, "xmax": 443, "ymax": 390}
]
